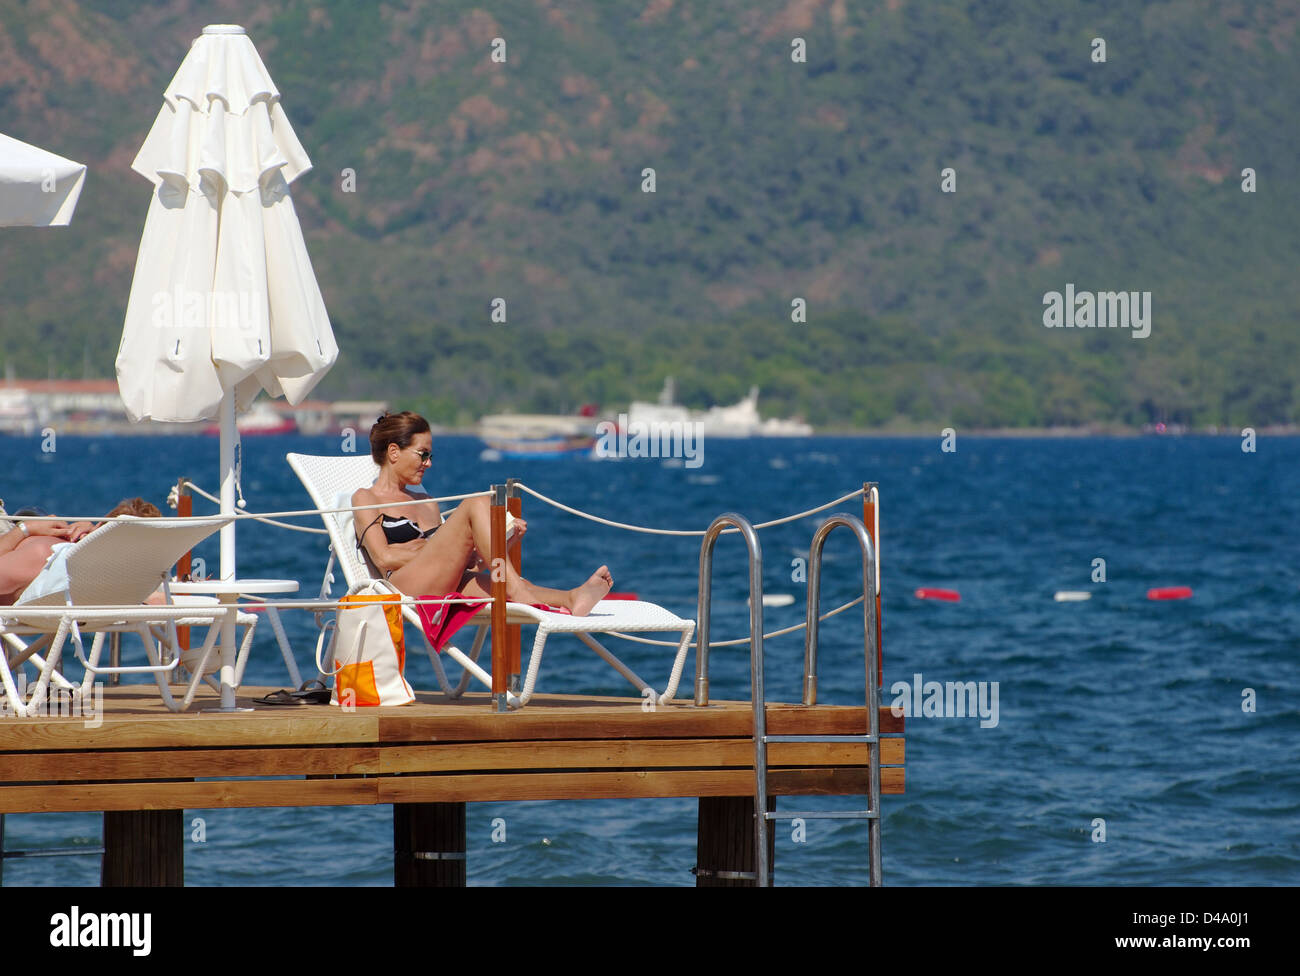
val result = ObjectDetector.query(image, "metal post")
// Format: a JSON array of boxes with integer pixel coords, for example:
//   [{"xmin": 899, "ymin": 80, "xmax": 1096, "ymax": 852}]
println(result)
[
  {"xmin": 694, "ymin": 513, "xmax": 768, "ymax": 883},
  {"xmin": 863, "ymin": 483, "xmax": 882, "ymax": 685},
  {"xmin": 489, "ymin": 485, "xmax": 508, "ymax": 711},
  {"xmin": 800, "ymin": 513, "xmax": 882, "ymax": 885},
  {"xmin": 109, "ymin": 633, "xmax": 121, "ymax": 686},
  {"xmin": 217, "ymin": 397, "xmax": 239, "ymax": 710},
  {"xmin": 175, "ymin": 475, "xmax": 192, "ymax": 671},
  {"xmin": 506, "ymin": 479, "xmax": 522, "ymax": 695},
  {"xmin": 218, "ymin": 396, "xmax": 237, "ymax": 581}
]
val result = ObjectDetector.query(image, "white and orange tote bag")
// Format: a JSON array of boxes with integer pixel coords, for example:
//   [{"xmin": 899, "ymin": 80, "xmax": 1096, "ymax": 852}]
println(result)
[{"xmin": 318, "ymin": 592, "xmax": 415, "ymax": 707}]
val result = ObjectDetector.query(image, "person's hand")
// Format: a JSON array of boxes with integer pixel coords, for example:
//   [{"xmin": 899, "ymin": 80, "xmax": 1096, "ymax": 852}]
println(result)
[
  {"xmin": 24, "ymin": 518, "xmax": 70, "ymax": 538},
  {"xmin": 65, "ymin": 521, "xmax": 96, "ymax": 543},
  {"xmin": 513, "ymin": 518, "xmax": 527, "ymax": 537}
]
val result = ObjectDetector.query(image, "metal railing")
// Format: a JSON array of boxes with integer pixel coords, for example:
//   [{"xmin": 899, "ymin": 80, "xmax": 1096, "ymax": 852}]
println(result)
[
  {"xmin": 693, "ymin": 511, "xmax": 882, "ymax": 887},
  {"xmin": 767, "ymin": 513, "xmax": 881, "ymax": 886},
  {"xmin": 694, "ymin": 513, "xmax": 771, "ymax": 884}
]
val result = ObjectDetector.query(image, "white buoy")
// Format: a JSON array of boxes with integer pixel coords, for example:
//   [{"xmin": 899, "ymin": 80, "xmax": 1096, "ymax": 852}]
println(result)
[
  {"xmin": 750, "ymin": 593, "xmax": 796, "ymax": 607},
  {"xmin": 1054, "ymin": 591, "xmax": 1092, "ymax": 602}
]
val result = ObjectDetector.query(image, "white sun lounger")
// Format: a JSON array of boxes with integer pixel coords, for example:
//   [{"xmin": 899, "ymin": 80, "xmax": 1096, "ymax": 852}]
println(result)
[
  {"xmin": 0, "ymin": 517, "xmax": 254, "ymax": 716},
  {"xmin": 286, "ymin": 453, "xmax": 696, "ymax": 708}
]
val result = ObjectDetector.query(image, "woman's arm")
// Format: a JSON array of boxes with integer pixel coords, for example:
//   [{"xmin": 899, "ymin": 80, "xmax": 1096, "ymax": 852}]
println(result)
[
  {"xmin": 0, "ymin": 527, "xmax": 23, "ymax": 557},
  {"xmin": 0, "ymin": 537, "xmax": 61, "ymax": 605},
  {"xmin": 0, "ymin": 518, "xmax": 72, "ymax": 556}
]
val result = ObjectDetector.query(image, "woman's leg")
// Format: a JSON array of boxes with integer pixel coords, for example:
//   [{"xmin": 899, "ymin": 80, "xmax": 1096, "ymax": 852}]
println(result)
[
  {"xmin": 390, "ymin": 496, "xmax": 612, "ymax": 614},
  {"xmin": 459, "ymin": 565, "xmax": 613, "ymax": 616}
]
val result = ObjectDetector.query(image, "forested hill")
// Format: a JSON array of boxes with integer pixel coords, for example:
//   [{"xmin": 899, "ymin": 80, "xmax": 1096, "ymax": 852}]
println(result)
[{"xmin": 2, "ymin": 0, "xmax": 1297, "ymax": 429}]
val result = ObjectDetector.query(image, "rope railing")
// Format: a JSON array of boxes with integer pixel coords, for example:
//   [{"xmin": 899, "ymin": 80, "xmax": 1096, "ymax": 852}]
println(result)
[
  {"xmin": 196, "ymin": 595, "xmax": 496, "ymax": 612},
  {"xmin": 9, "ymin": 488, "xmax": 493, "ymax": 527},
  {"xmin": 143, "ymin": 592, "xmax": 869, "ymax": 650},
  {"xmin": 9, "ymin": 483, "xmax": 862, "ymax": 538},
  {"xmin": 513, "ymin": 482, "xmax": 865, "ymax": 536},
  {"xmin": 605, "ymin": 594, "xmax": 866, "ymax": 648},
  {"xmin": 7, "ymin": 476, "xmax": 874, "ymax": 651},
  {"xmin": 176, "ymin": 481, "xmax": 326, "ymax": 534}
]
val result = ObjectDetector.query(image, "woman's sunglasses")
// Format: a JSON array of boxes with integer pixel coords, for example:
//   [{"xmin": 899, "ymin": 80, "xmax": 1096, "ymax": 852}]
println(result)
[{"xmin": 406, "ymin": 448, "xmax": 433, "ymax": 462}]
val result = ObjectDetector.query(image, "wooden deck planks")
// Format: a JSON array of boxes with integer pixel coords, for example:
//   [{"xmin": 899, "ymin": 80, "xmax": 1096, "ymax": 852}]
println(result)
[{"xmin": 0, "ymin": 685, "xmax": 904, "ymax": 814}]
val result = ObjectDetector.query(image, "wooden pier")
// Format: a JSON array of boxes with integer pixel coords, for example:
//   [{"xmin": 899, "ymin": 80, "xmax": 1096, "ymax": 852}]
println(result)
[{"xmin": 0, "ymin": 685, "xmax": 903, "ymax": 886}]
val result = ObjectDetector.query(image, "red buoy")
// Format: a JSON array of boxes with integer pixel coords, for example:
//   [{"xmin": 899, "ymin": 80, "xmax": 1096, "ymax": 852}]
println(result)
[
  {"xmin": 915, "ymin": 587, "xmax": 961, "ymax": 602},
  {"xmin": 1147, "ymin": 586, "xmax": 1192, "ymax": 601},
  {"xmin": 604, "ymin": 592, "xmax": 639, "ymax": 601}
]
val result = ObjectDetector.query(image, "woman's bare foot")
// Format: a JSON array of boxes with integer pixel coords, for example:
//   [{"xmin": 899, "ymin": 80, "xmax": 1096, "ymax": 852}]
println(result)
[{"xmin": 569, "ymin": 565, "xmax": 614, "ymax": 616}]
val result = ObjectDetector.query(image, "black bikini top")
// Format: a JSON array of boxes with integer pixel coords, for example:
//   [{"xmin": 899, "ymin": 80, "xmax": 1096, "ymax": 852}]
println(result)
[
  {"xmin": 377, "ymin": 514, "xmax": 437, "ymax": 544},
  {"xmin": 358, "ymin": 498, "xmax": 439, "ymax": 557}
]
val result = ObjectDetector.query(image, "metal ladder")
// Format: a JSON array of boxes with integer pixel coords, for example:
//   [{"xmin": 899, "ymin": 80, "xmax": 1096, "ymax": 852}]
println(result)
[{"xmin": 696, "ymin": 512, "xmax": 881, "ymax": 887}]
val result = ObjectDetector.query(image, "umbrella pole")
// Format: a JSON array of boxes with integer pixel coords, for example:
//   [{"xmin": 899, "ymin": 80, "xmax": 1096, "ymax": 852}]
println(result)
[
  {"xmin": 219, "ymin": 394, "xmax": 238, "ymax": 580},
  {"xmin": 218, "ymin": 394, "xmax": 239, "ymax": 709}
]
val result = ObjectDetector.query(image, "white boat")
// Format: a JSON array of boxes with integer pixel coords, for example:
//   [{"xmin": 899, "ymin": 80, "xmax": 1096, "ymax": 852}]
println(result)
[
  {"xmin": 0, "ymin": 387, "xmax": 39, "ymax": 435},
  {"xmin": 627, "ymin": 378, "xmax": 812, "ymax": 437},
  {"xmin": 478, "ymin": 411, "xmax": 600, "ymax": 457}
]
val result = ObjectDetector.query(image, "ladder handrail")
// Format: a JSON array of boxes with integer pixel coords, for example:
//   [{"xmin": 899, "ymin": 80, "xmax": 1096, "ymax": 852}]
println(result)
[
  {"xmin": 694, "ymin": 513, "xmax": 771, "ymax": 886},
  {"xmin": 693, "ymin": 513, "xmax": 764, "ymax": 709},
  {"xmin": 694, "ymin": 510, "xmax": 883, "ymax": 887},
  {"xmin": 800, "ymin": 513, "xmax": 882, "ymax": 885},
  {"xmin": 803, "ymin": 514, "xmax": 879, "ymax": 705}
]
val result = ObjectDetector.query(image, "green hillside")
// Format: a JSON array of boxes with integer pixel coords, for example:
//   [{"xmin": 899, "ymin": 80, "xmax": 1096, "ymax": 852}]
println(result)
[{"xmin": 2, "ymin": 0, "xmax": 1297, "ymax": 429}]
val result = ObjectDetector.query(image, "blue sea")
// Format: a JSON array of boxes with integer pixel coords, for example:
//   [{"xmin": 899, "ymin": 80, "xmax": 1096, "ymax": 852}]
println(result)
[{"xmin": 2, "ymin": 433, "xmax": 1297, "ymax": 886}]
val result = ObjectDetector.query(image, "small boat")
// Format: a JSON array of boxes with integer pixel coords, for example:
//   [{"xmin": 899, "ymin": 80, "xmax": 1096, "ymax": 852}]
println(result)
[
  {"xmin": 478, "ymin": 407, "xmax": 600, "ymax": 458},
  {"xmin": 203, "ymin": 402, "xmax": 298, "ymax": 436},
  {"xmin": 626, "ymin": 378, "xmax": 813, "ymax": 437},
  {"xmin": 0, "ymin": 387, "xmax": 40, "ymax": 435}
]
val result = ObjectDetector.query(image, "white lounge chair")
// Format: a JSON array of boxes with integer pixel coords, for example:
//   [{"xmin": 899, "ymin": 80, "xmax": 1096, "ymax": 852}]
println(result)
[
  {"xmin": 286, "ymin": 453, "xmax": 697, "ymax": 708},
  {"xmin": 0, "ymin": 517, "xmax": 254, "ymax": 715}
]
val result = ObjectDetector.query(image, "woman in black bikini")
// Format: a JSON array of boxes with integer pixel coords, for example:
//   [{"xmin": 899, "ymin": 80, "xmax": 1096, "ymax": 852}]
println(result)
[{"xmin": 352, "ymin": 412, "xmax": 613, "ymax": 615}]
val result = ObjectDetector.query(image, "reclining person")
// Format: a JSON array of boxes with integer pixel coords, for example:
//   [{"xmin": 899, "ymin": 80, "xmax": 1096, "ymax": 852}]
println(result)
[
  {"xmin": 353, "ymin": 412, "xmax": 613, "ymax": 615},
  {"xmin": 0, "ymin": 504, "xmax": 90, "ymax": 558},
  {"xmin": 0, "ymin": 498, "xmax": 161, "ymax": 606}
]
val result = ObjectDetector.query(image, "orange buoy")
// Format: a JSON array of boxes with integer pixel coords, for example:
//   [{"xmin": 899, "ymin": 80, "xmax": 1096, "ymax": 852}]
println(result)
[
  {"xmin": 915, "ymin": 587, "xmax": 960, "ymax": 602},
  {"xmin": 1147, "ymin": 586, "xmax": 1192, "ymax": 601}
]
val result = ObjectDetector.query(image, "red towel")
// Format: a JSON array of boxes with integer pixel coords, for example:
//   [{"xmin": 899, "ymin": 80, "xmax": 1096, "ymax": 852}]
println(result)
[{"xmin": 415, "ymin": 592, "xmax": 570, "ymax": 652}]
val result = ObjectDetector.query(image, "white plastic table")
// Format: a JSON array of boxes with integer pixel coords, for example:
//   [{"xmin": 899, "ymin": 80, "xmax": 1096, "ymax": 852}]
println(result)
[{"xmin": 170, "ymin": 579, "xmax": 299, "ymax": 711}]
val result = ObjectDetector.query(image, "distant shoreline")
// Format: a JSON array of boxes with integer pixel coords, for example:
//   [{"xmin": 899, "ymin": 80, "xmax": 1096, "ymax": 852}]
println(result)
[{"xmin": 3, "ymin": 424, "xmax": 1295, "ymax": 439}]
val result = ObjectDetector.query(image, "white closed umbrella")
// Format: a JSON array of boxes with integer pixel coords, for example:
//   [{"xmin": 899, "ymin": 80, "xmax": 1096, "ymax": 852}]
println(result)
[
  {"xmin": 117, "ymin": 24, "xmax": 338, "ymax": 583},
  {"xmin": 0, "ymin": 132, "xmax": 86, "ymax": 227}
]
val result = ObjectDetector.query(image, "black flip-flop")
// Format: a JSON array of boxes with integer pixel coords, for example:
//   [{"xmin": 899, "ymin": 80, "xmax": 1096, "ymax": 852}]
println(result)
[
  {"xmin": 254, "ymin": 688, "xmax": 302, "ymax": 706},
  {"xmin": 291, "ymin": 679, "xmax": 331, "ymax": 705}
]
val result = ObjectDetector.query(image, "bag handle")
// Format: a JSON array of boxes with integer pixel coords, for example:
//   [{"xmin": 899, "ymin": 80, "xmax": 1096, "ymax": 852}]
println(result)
[{"xmin": 315, "ymin": 618, "xmax": 343, "ymax": 677}]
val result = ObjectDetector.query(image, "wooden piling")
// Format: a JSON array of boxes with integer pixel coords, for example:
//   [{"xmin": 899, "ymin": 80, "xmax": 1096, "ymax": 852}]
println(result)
[
  {"xmin": 394, "ymin": 802, "xmax": 466, "ymax": 887},
  {"xmin": 695, "ymin": 795, "xmax": 776, "ymax": 887},
  {"xmin": 101, "ymin": 809, "xmax": 183, "ymax": 886}
]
